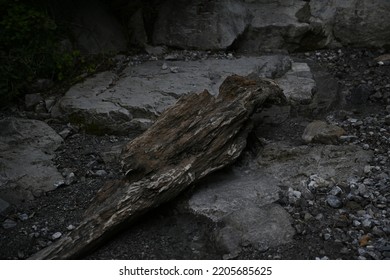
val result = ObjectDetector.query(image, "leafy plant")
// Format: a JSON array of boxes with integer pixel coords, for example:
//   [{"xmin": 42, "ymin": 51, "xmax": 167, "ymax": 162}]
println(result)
[{"xmin": 0, "ymin": 0, "xmax": 80, "ymax": 106}]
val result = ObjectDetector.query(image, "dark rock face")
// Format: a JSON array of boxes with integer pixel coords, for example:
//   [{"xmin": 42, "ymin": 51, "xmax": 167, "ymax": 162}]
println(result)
[
  {"xmin": 153, "ymin": 0, "xmax": 250, "ymax": 50},
  {"xmin": 148, "ymin": 0, "xmax": 390, "ymax": 51},
  {"xmin": 49, "ymin": 0, "xmax": 390, "ymax": 53},
  {"xmin": 332, "ymin": 0, "xmax": 390, "ymax": 48}
]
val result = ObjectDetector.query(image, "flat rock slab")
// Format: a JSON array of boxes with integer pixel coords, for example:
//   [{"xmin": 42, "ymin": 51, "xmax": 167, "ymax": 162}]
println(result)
[
  {"xmin": 189, "ymin": 167, "xmax": 294, "ymax": 256},
  {"xmin": 53, "ymin": 56, "xmax": 315, "ymax": 134},
  {"xmin": 0, "ymin": 118, "xmax": 64, "ymax": 203},
  {"xmin": 276, "ymin": 62, "xmax": 316, "ymax": 105}
]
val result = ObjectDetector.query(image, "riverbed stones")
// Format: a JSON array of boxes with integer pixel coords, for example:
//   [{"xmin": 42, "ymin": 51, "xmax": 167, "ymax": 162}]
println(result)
[
  {"xmin": 256, "ymin": 141, "xmax": 372, "ymax": 197},
  {"xmin": 0, "ymin": 118, "xmax": 64, "ymax": 204}
]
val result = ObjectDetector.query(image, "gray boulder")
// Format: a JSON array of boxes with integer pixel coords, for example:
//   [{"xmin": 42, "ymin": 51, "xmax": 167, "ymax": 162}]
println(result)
[
  {"xmin": 153, "ymin": 0, "xmax": 250, "ymax": 50},
  {"xmin": 333, "ymin": 0, "xmax": 390, "ymax": 48},
  {"xmin": 189, "ymin": 166, "xmax": 294, "ymax": 256},
  {"xmin": 53, "ymin": 55, "xmax": 310, "ymax": 134},
  {"xmin": 238, "ymin": 0, "xmax": 310, "ymax": 52},
  {"xmin": 310, "ymin": 0, "xmax": 390, "ymax": 48},
  {"xmin": 0, "ymin": 118, "xmax": 64, "ymax": 204}
]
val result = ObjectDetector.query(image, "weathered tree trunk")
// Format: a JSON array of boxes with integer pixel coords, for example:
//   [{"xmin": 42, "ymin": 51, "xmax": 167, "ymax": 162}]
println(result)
[{"xmin": 30, "ymin": 75, "xmax": 286, "ymax": 259}]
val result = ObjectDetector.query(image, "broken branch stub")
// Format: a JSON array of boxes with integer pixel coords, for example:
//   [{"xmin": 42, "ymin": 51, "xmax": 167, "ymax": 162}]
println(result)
[{"xmin": 30, "ymin": 75, "xmax": 286, "ymax": 259}]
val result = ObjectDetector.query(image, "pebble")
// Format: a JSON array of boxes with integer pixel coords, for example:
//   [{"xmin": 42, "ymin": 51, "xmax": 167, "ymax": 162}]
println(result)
[
  {"xmin": 66, "ymin": 224, "xmax": 75, "ymax": 231},
  {"xmin": 362, "ymin": 219, "xmax": 372, "ymax": 228},
  {"xmin": 304, "ymin": 213, "xmax": 313, "ymax": 221},
  {"xmin": 329, "ymin": 186, "xmax": 343, "ymax": 196},
  {"xmin": 315, "ymin": 213, "xmax": 324, "ymax": 220},
  {"xmin": 2, "ymin": 219, "xmax": 17, "ymax": 229},
  {"xmin": 170, "ymin": 67, "xmax": 179, "ymax": 73},
  {"xmin": 353, "ymin": 220, "xmax": 361, "ymax": 227},
  {"xmin": 65, "ymin": 172, "xmax": 76, "ymax": 186},
  {"xmin": 18, "ymin": 213, "xmax": 29, "ymax": 221},
  {"xmin": 161, "ymin": 63, "xmax": 168, "ymax": 70},
  {"xmin": 53, "ymin": 180, "xmax": 65, "ymax": 188},
  {"xmin": 326, "ymin": 195, "xmax": 343, "ymax": 208},
  {"xmin": 51, "ymin": 232, "xmax": 62, "ymax": 240},
  {"xmin": 94, "ymin": 170, "xmax": 107, "ymax": 177},
  {"xmin": 364, "ymin": 165, "xmax": 372, "ymax": 174},
  {"xmin": 323, "ymin": 233, "xmax": 331, "ymax": 241},
  {"xmin": 59, "ymin": 128, "xmax": 71, "ymax": 139}
]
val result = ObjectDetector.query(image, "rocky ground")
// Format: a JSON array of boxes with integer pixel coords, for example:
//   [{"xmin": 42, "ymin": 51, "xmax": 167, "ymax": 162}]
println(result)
[{"xmin": 0, "ymin": 48, "xmax": 389, "ymax": 260}]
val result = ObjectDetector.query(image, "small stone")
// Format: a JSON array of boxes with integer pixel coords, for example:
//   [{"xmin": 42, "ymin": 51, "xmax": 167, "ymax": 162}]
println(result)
[
  {"xmin": 291, "ymin": 190, "xmax": 301, "ymax": 199},
  {"xmin": 363, "ymin": 144, "xmax": 370, "ymax": 150},
  {"xmin": 323, "ymin": 233, "xmax": 331, "ymax": 241},
  {"xmin": 65, "ymin": 172, "xmax": 76, "ymax": 186},
  {"xmin": 53, "ymin": 180, "xmax": 65, "ymax": 188},
  {"xmin": 364, "ymin": 165, "xmax": 372, "ymax": 174},
  {"xmin": 66, "ymin": 224, "xmax": 75, "ymax": 231},
  {"xmin": 94, "ymin": 170, "xmax": 107, "ymax": 177},
  {"xmin": 18, "ymin": 213, "xmax": 29, "ymax": 221},
  {"xmin": 51, "ymin": 232, "xmax": 62, "ymax": 240},
  {"xmin": 353, "ymin": 220, "xmax": 361, "ymax": 227},
  {"xmin": 161, "ymin": 63, "xmax": 168, "ymax": 70},
  {"xmin": 327, "ymin": 195, "xmax": 342, "ymax": 208},
  {"xmin": 348, "ymin": 118, "xmax": 358, "ymax": 123},
  {"xmin": 359, "ymin": 234, "xmax": 371, "ymax": 247},
  {"xmin": 357, "ymin": 184, "xmax": 367, "ymax": 195},
  {"xmin": 170, "ymin": 67, "xmax": 179, "ymax": 73},
  {"xmin": 315, "ymin": 213, "xmax": 324, "ymax": 220},
  {"xmin": 330, "ymin": 186, "xmax": 343, "ymax": 196},
  {"xmin": 362, "ymin": 219, "xmax": 372, "ymax": 228},
  {"xmin": 2, "ymin": 219, "xmax": 17, "ymax": 229},
  {"xmin": 59, "ymin": 128, "xmax": 72, "ymax": 139},
  {"xmin": 304, "ymin": 213, "xmax": 313, "ymax": 221},
  {"xmin": 164, "ymin": 54, "xmax": 179, "ymax": 61}
]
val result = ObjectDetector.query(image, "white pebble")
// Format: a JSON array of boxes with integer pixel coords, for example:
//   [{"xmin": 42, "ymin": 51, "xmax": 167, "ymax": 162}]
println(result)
[{"xmin": 51, "ymin": 232, "xmax": 62, "ymax": 240}]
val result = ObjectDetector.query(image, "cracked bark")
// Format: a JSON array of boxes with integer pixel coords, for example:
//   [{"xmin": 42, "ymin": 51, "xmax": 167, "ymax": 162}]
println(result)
[{"xmin": 30, "ymin": 75, "xmax": 286, "ymax": 259}]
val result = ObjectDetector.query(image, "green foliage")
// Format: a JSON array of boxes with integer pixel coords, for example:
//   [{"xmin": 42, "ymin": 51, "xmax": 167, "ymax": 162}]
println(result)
[{"xmin": 0, "ymin": 0, "xmax": 80, "ymax": 106}]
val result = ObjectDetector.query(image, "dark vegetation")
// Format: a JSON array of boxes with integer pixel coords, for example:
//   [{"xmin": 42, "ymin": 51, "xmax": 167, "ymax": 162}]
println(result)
[{"xmin": 0, "ymin": 0, "xmax": 116, "ymax": 106}]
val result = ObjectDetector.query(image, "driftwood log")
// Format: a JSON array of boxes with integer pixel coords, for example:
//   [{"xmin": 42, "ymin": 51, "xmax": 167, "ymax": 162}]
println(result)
[{"xmin": 30, "ymin": 75, "xmax": 286, "ymax": 259}]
